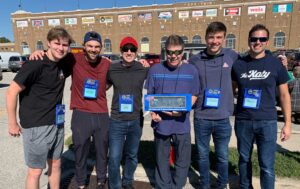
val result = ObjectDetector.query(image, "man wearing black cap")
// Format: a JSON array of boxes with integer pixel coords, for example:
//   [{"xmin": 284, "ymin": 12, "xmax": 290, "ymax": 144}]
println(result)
[
  {"xmin": 30, "ymin": 31, "xmax": 111, "ymax": 189},
  {"xmin": 106, "ymin": 36, "xmax": 148, "ymax": 189}
]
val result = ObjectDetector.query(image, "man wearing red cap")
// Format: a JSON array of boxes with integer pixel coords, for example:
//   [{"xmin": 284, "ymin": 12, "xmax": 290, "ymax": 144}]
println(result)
[{"xmin": 107, "ymin": 36, "xmax": 148, "ymax": 189}]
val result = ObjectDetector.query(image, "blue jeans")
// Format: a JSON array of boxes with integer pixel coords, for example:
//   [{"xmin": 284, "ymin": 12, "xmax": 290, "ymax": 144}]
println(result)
[
  {"xmin": 108, "ymin": 118, "xmax": 142, "ymax": 189},
  {"xmin": 194, "ymin": 118, "xmax": 232, "ymax": 189},
  {"xmin": 235, "ymin": 119, "xmax": 277, "ymax": 189}
]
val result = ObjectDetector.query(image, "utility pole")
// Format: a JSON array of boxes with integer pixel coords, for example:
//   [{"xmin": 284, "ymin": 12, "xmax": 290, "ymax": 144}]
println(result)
[{"xmin": 77, "ymin": 0, "xmax": 80, "ymax": 9}]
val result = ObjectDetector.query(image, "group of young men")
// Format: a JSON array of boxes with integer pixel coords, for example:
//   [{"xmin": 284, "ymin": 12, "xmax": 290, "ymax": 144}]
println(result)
[{"xmin": 7, "ymin": 21, "xmax": 291, "ymax": 189}]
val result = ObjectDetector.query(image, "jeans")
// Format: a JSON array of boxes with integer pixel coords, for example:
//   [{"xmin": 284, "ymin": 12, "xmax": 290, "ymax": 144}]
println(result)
[
  {"xmin": 108, "ymin": 118, "xmax": 142, "ymax": 189},
  {"xmin": 235, "ymin": 119, "xmax": 277, "ymax": 189},
  {"xmin": 154, "ymin": 132, "xmax": 191, "ymax": 189},
  {"xmin": 194, "ymin": 118, "xmax": 232, "ymax": 189}
]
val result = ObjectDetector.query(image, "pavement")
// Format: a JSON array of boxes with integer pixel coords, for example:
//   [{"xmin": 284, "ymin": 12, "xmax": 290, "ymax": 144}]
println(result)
[{"xmin": 0, "ymin": 72, "xmax": 300, "ymax": 189}]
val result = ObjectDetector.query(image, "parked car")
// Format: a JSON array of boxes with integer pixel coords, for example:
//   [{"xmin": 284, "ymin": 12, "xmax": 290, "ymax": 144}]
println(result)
[
  {"xmin": 142, "ymin": 54, "xmax": 161, "ymax": 66},
  {"xmin": 0, "ymin": 52, "xmax": 21, "ymax": 71},
  {"xmin": 100, "ymin": 54, "xmax": 121, "ymax": 63},
  {"xmin": 8, "ymin": 55, "xmax": 28, "ymax": 72},
  {"xmin": 0, "ymin": 65, "xmax": 2, "ymax": 81}
]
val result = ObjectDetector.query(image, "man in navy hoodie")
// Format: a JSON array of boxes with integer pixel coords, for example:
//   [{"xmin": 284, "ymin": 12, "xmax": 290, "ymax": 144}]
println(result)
[{"xmin": 189, "ymin": 21, "xmax": 238, "ymax": 189}]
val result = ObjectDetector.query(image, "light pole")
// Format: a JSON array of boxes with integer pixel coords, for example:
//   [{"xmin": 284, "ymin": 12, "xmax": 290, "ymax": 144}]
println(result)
[{"xmin": 18, "ymin": 0, "xmax": 22, "ymax": 10}]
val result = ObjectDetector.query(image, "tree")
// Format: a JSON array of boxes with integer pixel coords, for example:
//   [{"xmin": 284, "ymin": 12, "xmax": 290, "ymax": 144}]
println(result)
[{"xmin": 0, "ymin": 37, "xmax": 11, "ymax": 43}]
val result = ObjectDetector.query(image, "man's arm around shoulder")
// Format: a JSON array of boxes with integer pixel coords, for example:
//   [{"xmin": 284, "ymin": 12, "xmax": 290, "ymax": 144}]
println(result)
[{"xmin": 6, "ymin": 81, "xmax": 25, "ymax": 137}]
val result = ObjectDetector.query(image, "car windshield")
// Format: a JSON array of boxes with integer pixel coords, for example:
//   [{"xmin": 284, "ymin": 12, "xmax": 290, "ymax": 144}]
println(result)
[
  {"xmin": 21, "ymin": 56, "xmax": 28, "ymax": 61},
  {"xmin": 9, "ymin": 56, "xmax": 20, "ymax": 61}
]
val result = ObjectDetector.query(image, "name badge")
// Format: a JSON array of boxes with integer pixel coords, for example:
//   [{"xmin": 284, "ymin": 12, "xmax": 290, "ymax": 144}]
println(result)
[
  {"xmin": 204, "ymin": 88, "xmax": 221, "ymax": 108},
  {"xmin": 56, "ymin": 104, "xmax": 65, "ymax": 126},
  {"xmin": 119, "ymin": 94, "xmax": 133, "ymax": 112},
  {"xmin": 242, "ymin": 88, "xmax": 262, "ymax": 109},
  {"xmin": 83, "ymin": 79, "xmax": 98, "ymax": 99}
]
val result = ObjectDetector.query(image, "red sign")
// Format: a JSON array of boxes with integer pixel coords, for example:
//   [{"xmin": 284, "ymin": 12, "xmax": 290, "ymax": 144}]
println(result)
[{"xmin": 224, "ymin": 7, "xmax": 241, "ymax": 16}]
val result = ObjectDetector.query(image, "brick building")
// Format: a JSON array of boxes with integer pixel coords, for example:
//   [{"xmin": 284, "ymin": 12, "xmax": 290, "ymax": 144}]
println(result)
[{"xmin": 11, "ymin": 0, "xmax": 300, "ymax": 55}]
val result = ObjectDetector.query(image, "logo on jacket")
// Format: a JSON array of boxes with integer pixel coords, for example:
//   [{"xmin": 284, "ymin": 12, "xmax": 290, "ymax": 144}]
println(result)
[
  {"xmin": 223, "ymin": 62, "xmax": 229, "ymax": 68},
  {"xmin": 240, "ymin": 70, "xmax": 270, "ymax": 80}
]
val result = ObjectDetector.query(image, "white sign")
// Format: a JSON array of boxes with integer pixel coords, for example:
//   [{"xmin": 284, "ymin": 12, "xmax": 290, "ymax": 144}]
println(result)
[
  {"xmin": 178, "ymin": 11, "xmax": 189, "ymax": 19},
  {"xmin": 99, "ymin": 16, "xmax": 113, "ymax": 23},
  {"xmin": 48, "ymin": 19, "xmax": 60, "ymax": 26},
  {"xmin": 16, "ymin": 20, "xmax": 28, "ymax": 27},
  {"xmin": 248, "ymin": 5, "xmax": 266, "ymax": 15},
  {"xmin": 206, "ymin": 9, "xmax": 217, "ymax": 17},
  {"xmin": 65, "ymin": 18, "xmax": 77, "ymax": 25},
  {"xmin": 192, "ymin": 10, "xmax": 204, "ymax": 17},
  {"xmin": 118, "ymin": 14, "xmax": 133, "ymax": 22}
]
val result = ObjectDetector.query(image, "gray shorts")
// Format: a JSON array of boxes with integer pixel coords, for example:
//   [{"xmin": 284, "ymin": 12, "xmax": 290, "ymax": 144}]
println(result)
[{"xmin": 22, "ymin": 125, "xmax": 64, "ymax": 169}]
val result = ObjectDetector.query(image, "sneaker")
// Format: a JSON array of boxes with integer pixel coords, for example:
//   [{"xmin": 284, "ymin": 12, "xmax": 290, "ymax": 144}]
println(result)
[
  {"xmin": 96, "ymin": 182, "xmax": 106, "ymax": 189},
  {"xmin": 122, "ymin": 184, "xmax": 135, "ymax": 189}
]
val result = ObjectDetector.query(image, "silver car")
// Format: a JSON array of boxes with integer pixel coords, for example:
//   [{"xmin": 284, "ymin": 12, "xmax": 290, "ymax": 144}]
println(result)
[
  {"xmin": 8, "ymin": 55, "xmax": 28, "ymax": 72},
  {"xmin": 0, "ymin": 65, "xmax": 2, "ymax": 81}
]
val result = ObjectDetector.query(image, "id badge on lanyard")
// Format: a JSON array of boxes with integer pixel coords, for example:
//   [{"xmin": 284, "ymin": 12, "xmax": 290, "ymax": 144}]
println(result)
[
  {"xmin": 204, "ymin": 88, "xmax": 221, "ymax": 108},
  {"xmin": 243, "ymin": 88, "xmax": 262, "ymax": 109},
  {"xmin": 56, "ymin": 104, "xmax": 65, "ymax": 127},
  {"xmin": 119, "ymin": 94, "xmax": 134, "ymax": 112},
  {"xmin": 83, "ymin": 79, "xmax": 98, "ymax": 99}
]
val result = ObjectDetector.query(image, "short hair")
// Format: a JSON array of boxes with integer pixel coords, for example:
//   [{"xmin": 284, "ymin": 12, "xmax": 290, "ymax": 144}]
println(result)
[
  {"xmin": 165, "ymin": 35, "xmax": 185, "ymax": 49},
  {"xmin": 293, "ymin": 66, "xmax": 300, "ymax": 78},
  {"xmin": 205, "ymin": 21, "xmax": 227, "ymax": 37},
  {"xmin": 47, "ymin": 26, "xmax": 73, "ymax": 45},
  {"xmin": 248, "ymin": 24, "xmax": 270, "ymax": 39}
]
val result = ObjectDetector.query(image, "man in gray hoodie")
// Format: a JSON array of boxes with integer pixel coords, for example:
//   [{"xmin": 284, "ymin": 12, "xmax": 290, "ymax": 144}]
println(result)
[{"xmin": 189, "ymin": 21, "xmax": 238, "ymax": 189}]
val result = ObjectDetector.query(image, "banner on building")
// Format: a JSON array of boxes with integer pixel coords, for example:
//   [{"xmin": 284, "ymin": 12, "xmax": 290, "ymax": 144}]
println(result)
[
  {"xmin": 192, "ymin": 10, "xmax": 204, "ymax": 17},
  {"xmin": 273, "ymin": 4, "xmax": 293, "ymax": 13},
  {"xmin": 178, "ymin": 11, "xmax": 189, "ymax": 19},
  {"xmin": 206, "ymin": 9, "xmax": 217, "ymax": 17},
  {"xmin": 99, "ymin": 16, "xmax": 113, "ymax": 23},
  {"xmin": 118, "ymin": 14, "xmax": 133, "ymax": 22},
  {"xmin": 158, "ymin": 12, "xmax": 172, "ymax": 20},
  {"xmin": 65, "ymin": 18, "xmax": 77, "ymax": 25},
  {"xmin": 82, "ymin": 17, "xmax": 95, "ymax": 24},
  {"xmin": 32, "ymin": 20, "xmax": 44, "ymax": 27},
  {"xmin": 141, "ymin": 44, "xmax": 149, "ymax": 53},
  {"xmin": 16, "ymin": 20, "xmax": 28, "ymax": 27},
  {"xmin": 224, "ymin": 7, "xmax": 241, "ymax": 16},
  {"xmin": 138, "ymin": 13, "xmax": 152, "ymax": 21},
  {"xmin": 48, "ymin": 19, "xmax": 60, "ymax": 26},
  {"xmin": 248, "ymin": 5, "xmax": 266, "ymax": 15}
]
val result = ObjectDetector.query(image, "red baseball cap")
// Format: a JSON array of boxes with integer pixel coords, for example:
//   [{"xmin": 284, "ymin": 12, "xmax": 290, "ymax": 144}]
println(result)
[{"xmin": 120, "ymin": 36, "xmax": 138, "ymax": 49}]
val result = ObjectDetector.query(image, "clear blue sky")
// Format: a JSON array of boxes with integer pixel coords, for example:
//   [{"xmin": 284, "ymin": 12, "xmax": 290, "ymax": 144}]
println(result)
[{"xmin": 0, "ymin": 0, "xmax": 200, "ymax": 42}]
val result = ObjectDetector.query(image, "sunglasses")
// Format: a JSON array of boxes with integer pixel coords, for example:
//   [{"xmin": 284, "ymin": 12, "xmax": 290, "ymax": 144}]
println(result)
[
  {"xmin": 166, "ymin": 49, "xmax": 183, "ymax": 56},
  {"xmin": 249, "ymin": 37, "xmax": 268, "ymax": 43},
  {"xmin": 121, "ymin": 46, "xmax": 137, "ymax": 53}
]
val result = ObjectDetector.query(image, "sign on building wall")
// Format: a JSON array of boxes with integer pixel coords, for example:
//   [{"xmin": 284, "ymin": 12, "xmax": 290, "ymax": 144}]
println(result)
[
  {"xmin": 192, "ymin": 10, "xmax": 204, "ymax": 17},
  {"xmin": 32, "ymin": 20, "xmax": 44, "ymax": 27},
  {"xmin": 248, "ymin": 5, "xmax": 266, "ymax": 15},
  {"xmin": 138, "ymin": 13, "xmax": 152, "ymax": 21},
  {"xmin": 178, "ymin": 11, "xmax": 189, "ymax": 19},
  {"xmin": 141, "ymin": 44, "xmax": 149, "ymax": 53},
  {"xmin": 48, "ymin": 19, "xmax": 60, "ymax": 26},
  {"xmin": 158, "ymin": 11, "xmax": 172, "ymax": 20},
  {"xmin": 82, "ymin": 17, "xmax": 95, "ymax": 24},
  {"xmin": 118, "ymin": 14, "xmax": 133, "ymax": 22},
  {"xmin": 273, "ymin": 4, "xmax": 293, "ymax": 13},
  {"xmin": 65, "ymin": 18, "xmax": 77, "ymax": 25},
  {"xmin": 99, "ymin": 16, "xmax": 113, "ymax": 23},
  {"xmin": 224, "ymin": 7, "xmax": 241, "ymax": 16},
  {"xmin": 16, "ymin": 20, "xmax": 28, "ymax": 27},
  {"xmin": 206, "ymin": 9, "xmax": 217, "ymax": 17}
]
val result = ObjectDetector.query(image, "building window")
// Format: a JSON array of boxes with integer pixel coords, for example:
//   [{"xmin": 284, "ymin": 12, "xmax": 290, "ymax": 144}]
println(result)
[
  {"xmin": 192, "ymin": 35, "xmax": 201, "ymax": 44},
  {"xmin": 21, "ymin": 42, "xmax": 31, "ymax": 55},
  {"xmin": 181, "ymin": 36, "xmax": 188, "ymax": 44},
  {"xmin": 141, "ymin": 37, "xmax": 150, "ymax": 53},
  {"xmin": 36, "ymin": 41, "xmax": 44, "ymax": 50},
  {"xmin": 103, "ymin": 39, "xmax": 112, "ymax": 53},
  {"xmin": 225, "ymin": 34, "xmax": 236, "ymax": 50},
  {"xmin": 274, "ymin": 32, "xmax": 285, "ymax": 48}
]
